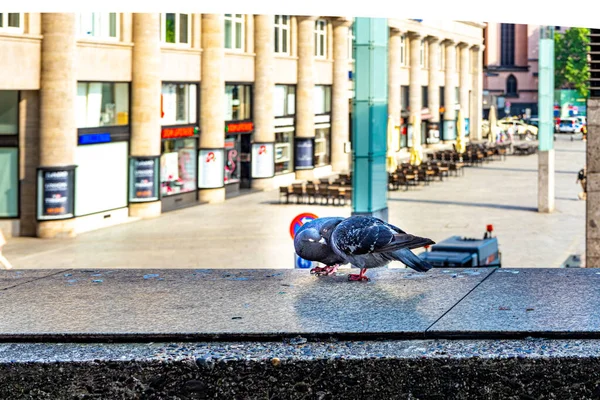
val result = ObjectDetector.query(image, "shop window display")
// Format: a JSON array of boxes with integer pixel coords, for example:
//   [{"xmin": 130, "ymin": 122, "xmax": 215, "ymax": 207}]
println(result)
[
  {"xmin": 225, "ymin": 84, "xmax": 252, "ymax": 121},
  {"xmin": 76, "ymin": 82, "xmax": 129, "ymax": 128},
  {"xmin": 314, "ymin": 127, "xmax": 330, "ymax": 167},
  {"xmin": 275, "ymin": 130, "xmax": 294, "ymax": 174},
  {"xmin": 224, "ymin": 137, "xmax": 241, "ymax": 184},
  {"xmin": 160, "ymin": 138, "xmax": 197, "ymax": 196},
  {"xmin": 161, "ymin": 83, "xmax": 197, "ymax": 126}
]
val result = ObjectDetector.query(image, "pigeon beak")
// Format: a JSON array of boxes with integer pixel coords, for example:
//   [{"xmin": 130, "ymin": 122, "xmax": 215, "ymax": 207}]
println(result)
[{"xmin": 318, "ymin": 237, "xmax": 327, "ymax": 245}]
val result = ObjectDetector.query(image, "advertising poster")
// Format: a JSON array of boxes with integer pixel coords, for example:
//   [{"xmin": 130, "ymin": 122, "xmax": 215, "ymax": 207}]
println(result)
[
  {"xmin": 198, "ymin": 149, "xmax": 224, "ymax": 188},
  {"xmin": 251, "ymin": 143, "xmax": 274, "ymax": 178},
  {"xmin": 131, "ymin": 158, "xmax": 158, "ymax": 201},
  {"xmin": 295, "ymin": 138, "xmax": 314, "ymax": 169},
  {"xmin": 444, "ymin": 120, "xmax": 456, "ymax": 141},
  {"xmin": 39, "ymin": 169, "xmax": 74, "ymax": 219}
]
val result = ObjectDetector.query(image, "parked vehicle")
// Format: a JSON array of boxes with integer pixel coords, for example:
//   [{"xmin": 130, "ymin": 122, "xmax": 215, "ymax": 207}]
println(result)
[
  {"xmin": 558, "ymin": 118, "xmax": 583, "ymax": 134},
  {"xmin": 497, "ymin": 118, "xmax": 538, "ymax": 140}
]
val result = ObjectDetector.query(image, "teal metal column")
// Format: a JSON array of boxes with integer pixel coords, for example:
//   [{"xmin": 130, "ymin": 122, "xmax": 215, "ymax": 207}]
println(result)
[
  {"xmin": 538, "ymin": 26, "xmax": 555, "ymax": 213},
  {"xmin": 351, "ymin": 18, "xmax": 389, "ymax": 221}
]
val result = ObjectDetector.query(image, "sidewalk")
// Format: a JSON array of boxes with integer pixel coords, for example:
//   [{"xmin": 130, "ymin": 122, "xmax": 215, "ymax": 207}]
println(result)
[{"xmin": 2, "ymin": 136, "xmax": 586, "ymax": 269}]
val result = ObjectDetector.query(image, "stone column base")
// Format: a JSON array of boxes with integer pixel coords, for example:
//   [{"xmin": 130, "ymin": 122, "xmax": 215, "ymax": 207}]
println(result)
[
  {"xmin": 129, "ymin": 201, "xmax": 162, "ymax": 219},
  {"xmin": 538, "ymin": 149, "xmax": 555, "ymax": 213},
  {"xmin": 37, "ymin": 219, "xmax": 76, "ymax": 239},
  {"xmin": 251, "ymin": 177, "xmax": 275, "ymax": 191},
  {"xmin": 295, "ymin": 169, "xmax": 315, "ymax": 182},
  {"xmin": 199, "ymin": 188, "xmax": 226, "ymax": 203}
]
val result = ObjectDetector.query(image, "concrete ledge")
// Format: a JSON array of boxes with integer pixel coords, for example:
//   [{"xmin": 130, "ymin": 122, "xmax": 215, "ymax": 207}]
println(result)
[{"xmin": 1, "ymin": 339, "xmax": 600, "ymax": 399}]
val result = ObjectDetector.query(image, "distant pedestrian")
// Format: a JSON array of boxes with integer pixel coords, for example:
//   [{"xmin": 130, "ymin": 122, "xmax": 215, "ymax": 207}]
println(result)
[{"xmin": 576, "ymin": 167, "xmax": 587, "ymax": 200}]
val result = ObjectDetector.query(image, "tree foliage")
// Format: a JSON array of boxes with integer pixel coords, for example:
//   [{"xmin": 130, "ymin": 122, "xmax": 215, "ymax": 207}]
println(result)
[{"xmin": 554, "ymin": 27, "xmax": 590, "ymax": 98}]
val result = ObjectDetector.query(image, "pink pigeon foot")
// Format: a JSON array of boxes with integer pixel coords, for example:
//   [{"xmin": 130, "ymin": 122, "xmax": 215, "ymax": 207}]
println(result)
[
  {"xmin": 348, "ymin": 268, "xmax": 370, "ymax": 282},
  {"xmin": 310, "ymin": 265, "xmax": 339, "ymax": 276}
]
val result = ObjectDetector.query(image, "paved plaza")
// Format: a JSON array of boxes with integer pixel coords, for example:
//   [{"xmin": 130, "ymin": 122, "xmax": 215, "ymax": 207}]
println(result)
[{"xmin": 2, "ymin": 136, "xmax": 587, "ymax": 270}]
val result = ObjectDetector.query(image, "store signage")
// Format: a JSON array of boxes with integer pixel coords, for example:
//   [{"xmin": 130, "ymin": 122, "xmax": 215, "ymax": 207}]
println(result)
[
  {"xmin": 295, "ymin": 138, "xmax": 314, "ymax": 170},
  {"xmin": 251, "ymin": 143, "xmax": 274, "ymax": 178},
  {"xmin": 225, "ymin": 121, "xmax": 254, "ymax": 134},
  {"xmin": 131, "ymin": 158, "xmax": 158, "ymax": 201},
  {"xmin": 198, "ymin": 149, "xmax": 224, "ymax": 188},
  {"xmin": 161, "ymin": 126, "xmax": 196, "ymax": 139},
  {"xmin": 39, "ymin": 169, "xmax": 74, "ymax": 219},
  {"xmin": 78, "ymin": 133, "xmax": 111, "ymax": 145}
]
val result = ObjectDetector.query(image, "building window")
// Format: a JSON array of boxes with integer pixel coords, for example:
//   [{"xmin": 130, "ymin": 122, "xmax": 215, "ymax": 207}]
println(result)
[
  {"xmin": 160, "ymin": 13, "xmax": 190, "ymax": 45},
  {"xmin": 0, "ymin": 90, "xmax": 18, "ymax": 135},
  {"xmin": 0, "ymin": 13, "xmax": 23, "ymax": 33},
  {"xmin": 275, "ymin": 131, "xmax": 294, "ymax": 175},
  {"xmin": 77, "ymin": 13, "xmax": 118, "ymax": 39},
  {"xmin": 161, "ymin": 83, "xmax": 198, "ymax": 126},
  {"xmin": 160, "ymin": 138, "xmax": 197, "ymax": 196},
  {"xmin": 506, "ymin": 74, "xmax": 518, "ymax": 96},
  {"xmin": 313, "ymin": 85, "xmax": 331, "ymax": 114},
  {"xmin": 314, "ymin": 127, "xmax": 330, "ymax": 167},
  {"xmin": 422, "ymin": 86, "xmax": 428, "ymax": 109},
  {"xmin": 400, "ymin": 35, "xmax": 407, "ymax": 66},
  {"xmin": 401, "ymin": 85, "xmax": 409, "ymax": 110},
  {"xmin": 76, "ymin": 82, "xmax": 129, "ymax": 128},
  {"xmin": 500, "ymin": 23, "xmax": 515, "ymax": 66},
  {"xmin": 439, "ymin": 86, "xmax": 445, "ymax": 107},
  {"xmin": 274, "ymin": 85, "xmax": 295, "ymax": 117},
  {"xmin": 314, "ymin": 19, "xmax": 327, "ymax": 58},
  {"xmin": 224, "ymin": 14, "xmax": 244, "ymax": 51},
  {"xmin": 225, "ymin": 84, "xmax": 252, "ymax": 121},
  {"xmin": 274, "ymin": 15, "xmax": 290, "ymax": 54}
]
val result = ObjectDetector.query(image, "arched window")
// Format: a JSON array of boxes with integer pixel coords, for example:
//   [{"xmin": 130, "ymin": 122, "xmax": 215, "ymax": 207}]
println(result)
[{"xmin": 506, "ymin": 75, "xmax": 518, "ymax": 96}]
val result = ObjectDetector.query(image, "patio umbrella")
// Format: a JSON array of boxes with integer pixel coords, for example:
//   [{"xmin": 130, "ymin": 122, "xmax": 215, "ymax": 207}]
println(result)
[
  {"xmin": 488, "ymin": 105, "xmax": 498, "ymax": 144},
  {"xmin": 455, "ymin": 108, "xmax": 466, "ymax": 154},
  {"xmin": 409, "ymin": 117, "xmax": 423, "ymax": 166},
  {"xmin": 386, "ymin": 116, "xmax": 399, "ymax": 173}
]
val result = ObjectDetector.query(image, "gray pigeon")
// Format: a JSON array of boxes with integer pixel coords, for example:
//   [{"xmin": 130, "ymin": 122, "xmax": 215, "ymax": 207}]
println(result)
[
  {"xmin": 294, "ymin": 217, "xmax": 346, "ymax": 276},
  {"xmin": 330, "ymin": 216, "xmax": 435, "ymax": 281}
]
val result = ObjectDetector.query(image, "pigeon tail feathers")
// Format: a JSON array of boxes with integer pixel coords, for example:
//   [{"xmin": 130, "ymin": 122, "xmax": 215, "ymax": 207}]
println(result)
[{"xmin": 392, "ymin": 248, "xmax": 433, "ymax": 272}]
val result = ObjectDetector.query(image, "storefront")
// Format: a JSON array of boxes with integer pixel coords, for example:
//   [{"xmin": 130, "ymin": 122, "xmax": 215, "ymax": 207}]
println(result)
[
  {"xmin": 159, "ymin": 82, "xmax": 199, "ymax": 212},
  {"xmin": 224, "ymin": 83, "xmax": 253, "ymax": 197},
  {"xmin": 400, "ymin": 85, "xmax": 409, "ymax": 148},
  {"xmin": 74, "ymin": 82, "xmax": 130, "ymax": 225},
  {"xmin": 313, "ymin": 85, "xmax": 332, "ymax": 168},
  {"xmin": 0, "ymin": 90, "xmax": 19, "ymax": 220},
  {"xmin": 273, "ymin": 84, "xmax": 295, "ymax": 176}
]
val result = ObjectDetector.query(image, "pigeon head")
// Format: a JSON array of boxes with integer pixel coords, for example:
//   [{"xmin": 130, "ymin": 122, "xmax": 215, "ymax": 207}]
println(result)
[{"xmin": 293, "ymin": 217, "xmax": 344, "ymax": 262}]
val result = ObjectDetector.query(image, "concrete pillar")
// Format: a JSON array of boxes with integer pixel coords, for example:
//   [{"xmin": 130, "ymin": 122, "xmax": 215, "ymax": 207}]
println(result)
[
  {"xmin": 427, "ymin": 36, "xmax": 441, "ymax": 124},
  {"xmin": 408, "ymin": 32, "xmax": 422, "ymax": 146},
  {"xmin": 388, "ymin": 27, "xmax": 402, "ymax": 130},
  {"xmin": 38, "ymin": 13, "xmax": 77, "ymax": 239},
  {"xmin": 130, "ymin": 13, "xmax": 162, "ymax": 218},
  {"xmin": 331, "ymin": 18, "xmax": 352, "ymax": 173},
  {"xmin": 18, "ymin": 91, "xmax": 40, "ymax": 237},
  {"xmin": 251, "ymin": 14, "xmax": 275, "ymax": 190},
  {"xmin": 471, "ymin": 45, "xmax": 484, "ymax": 140},
  {"xmin": 538, "ymin": 149, "xmax": 555, "ymax": 213},
  {"xmin": 587, "ymin": 99, "xmax": 600, "ymax": 268},
  {"xmin": 443, "ymin": 39, "xmax": 457, "ymax": 139},
  {"xmin": 199, "ymin": 14, "xmax": 226, "ymax": 203},
  {"xmin": 295, "ymin": 16, "xmax": 318, "ymax": 181},
  {"xmin": 459, "ymin": 42, "xmax": 470, "ymax": 124}
]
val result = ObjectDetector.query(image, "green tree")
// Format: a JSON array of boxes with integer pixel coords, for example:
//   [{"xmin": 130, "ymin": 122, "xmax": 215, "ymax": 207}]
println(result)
[{"xmin": 554, "ymin": 27, "xmax": 590, "ymax": 98}]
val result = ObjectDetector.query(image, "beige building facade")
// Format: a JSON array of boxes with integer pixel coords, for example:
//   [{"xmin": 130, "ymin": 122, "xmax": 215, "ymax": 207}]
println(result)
[{"xmin": 0, "ymin": 13, "xmax": 484, "ymax": 238}]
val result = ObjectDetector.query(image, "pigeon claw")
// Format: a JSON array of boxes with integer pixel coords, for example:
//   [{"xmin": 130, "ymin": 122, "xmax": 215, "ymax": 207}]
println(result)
[
  {"xmin": 310, "ymin": 265, "xmax": 339, "ymax": 276},
  {"xmin": 348, "ymin": 268, "xmax": 370, "ymax": 282}
]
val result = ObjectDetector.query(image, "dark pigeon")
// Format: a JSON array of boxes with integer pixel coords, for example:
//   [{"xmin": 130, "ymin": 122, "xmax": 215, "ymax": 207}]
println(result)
[
  {"xmin": 294, "ymin": 217, "xmax": 346, "ymax": 275},
  {"xmin": 330, "ymin": 216, "xmax": 435, "ymax": 281}
]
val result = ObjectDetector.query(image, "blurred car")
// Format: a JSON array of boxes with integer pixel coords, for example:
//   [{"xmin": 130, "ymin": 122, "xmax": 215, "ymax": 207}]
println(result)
[
  {"xmin": 558, "ymin": 118, "xmax": 584, "ymax": 134},
  {"xmin": 497, "ymin": 117, "xmax": 538, "ymax": 140}
]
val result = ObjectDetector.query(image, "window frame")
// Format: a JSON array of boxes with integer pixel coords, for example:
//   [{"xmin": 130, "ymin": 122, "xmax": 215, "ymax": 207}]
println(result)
[
  {"xmin": 274, "ymin": 15, "xmax": 290, "ymax": 55},
  {"xmin": 314, "ymin": 19, "xmax": 327, "ymax": 58},
  {"xmin": 0, "ymin": 12, "xmax": 24, "ymax": 34},
  {"xmin": 225, "ymin": 83, "xmax": 253, "ymax": 122},
  {"xmin": 76, "ymin": 81, "xmax": 131, "ymax": 130},
  {"xmin": 77, "ymin": 13, "xmax": 119, "ymax": 40},
  {"xmin": 274, "ymin": 84, "xmax": 296, "ymax": 118},
  {"xmin": 224, "ymin": 14, "xmax": 245, "ymax": 52},
  {"xmin": 160, "ymin": 13, "xmax": 192, "ymax": 46},
  {"xmin": 160, "ymin": 82, "xmax": 199, "ymax": 127}
]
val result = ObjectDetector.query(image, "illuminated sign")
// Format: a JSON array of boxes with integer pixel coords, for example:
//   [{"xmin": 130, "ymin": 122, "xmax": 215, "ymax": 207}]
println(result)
[
  {"xmin": 161, "ymin": 126, "xmax": 197, "ymax": 139},
  {"xmin": 78, "ymin": 133, "xmax": 111, "ymax": 145},
  {"xmin": 225, "ymin": 121, "xmax": 254, "ymax": 134}
]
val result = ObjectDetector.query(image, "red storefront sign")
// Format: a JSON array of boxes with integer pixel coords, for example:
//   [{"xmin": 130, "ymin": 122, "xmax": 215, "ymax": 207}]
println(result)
[
  {"xmin": 225, "ymin": 121, "xmax": 254, "ymax": 134},
  {"xmin": 161, "ymin": 126, "xmax": 196, "ymax": 139}
]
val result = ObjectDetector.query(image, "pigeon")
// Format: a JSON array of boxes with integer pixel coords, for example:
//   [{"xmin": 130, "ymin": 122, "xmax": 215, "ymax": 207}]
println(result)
[
  {"xmin": 330, "ymin": 216, "xmax": 435, "ymax": 281},
  {"xmin": 294, "ymin": 217, "xmax": 346, "ymax": 276}
]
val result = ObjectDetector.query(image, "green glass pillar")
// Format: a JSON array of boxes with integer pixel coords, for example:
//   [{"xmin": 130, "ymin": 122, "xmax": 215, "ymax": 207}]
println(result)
[
  {"xmin": 351, "ymin": 18, "xmax": 389, "ymax": 221},
  {"xmin": 538, "ymin": 26, "xmax": 555, "ymax": 213}
]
